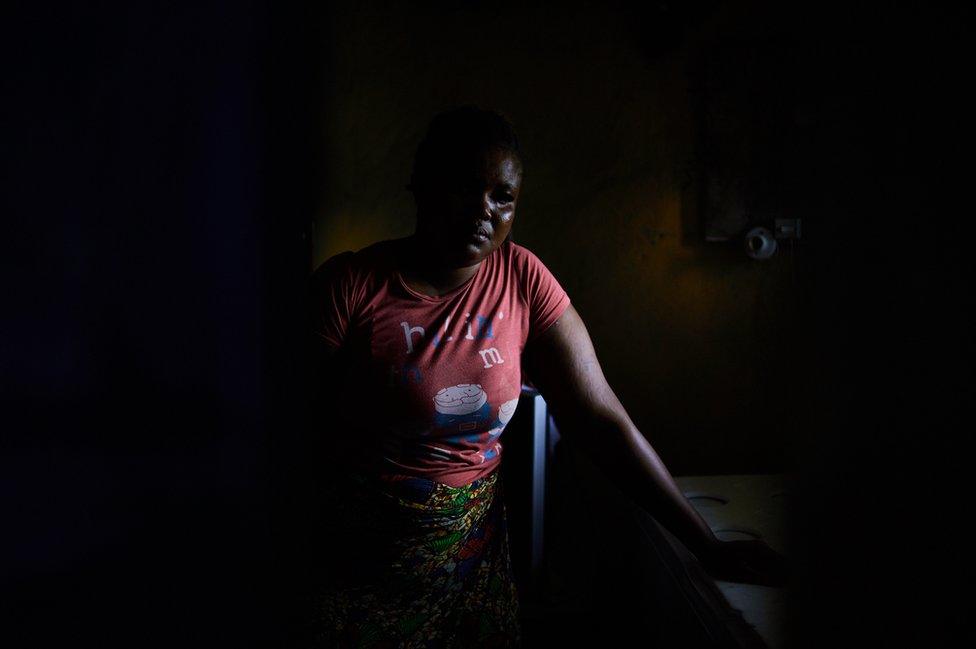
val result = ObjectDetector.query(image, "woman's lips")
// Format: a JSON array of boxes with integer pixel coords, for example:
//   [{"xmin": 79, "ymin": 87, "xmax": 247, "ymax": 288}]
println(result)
[{"xmin": 468, "ymin": 228, "xmax": 490, "ymax": 242}]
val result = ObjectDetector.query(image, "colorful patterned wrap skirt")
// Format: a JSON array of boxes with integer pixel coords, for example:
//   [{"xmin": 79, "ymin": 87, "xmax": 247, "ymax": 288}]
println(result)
[{"xmin": 310, "ymin": 467, "xmax": 522, "ymax": 648}]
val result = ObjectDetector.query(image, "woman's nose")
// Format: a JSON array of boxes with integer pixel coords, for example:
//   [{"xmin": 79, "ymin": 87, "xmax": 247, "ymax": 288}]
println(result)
[
  {"xmin": 471, "ymin": 193, "xmax": 492, "ymax": 220},
  {"xmin": 483, "ymin": 192, "xmax": 498, "ymax": 216}
]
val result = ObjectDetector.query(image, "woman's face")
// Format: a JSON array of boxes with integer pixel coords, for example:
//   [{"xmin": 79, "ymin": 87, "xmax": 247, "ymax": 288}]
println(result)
[{"xmin": 416, "ymin": 145, "xmax": 522, "ymax": 267}]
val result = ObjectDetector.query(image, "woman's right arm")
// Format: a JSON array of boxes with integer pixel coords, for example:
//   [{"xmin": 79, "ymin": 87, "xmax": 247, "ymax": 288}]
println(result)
[
  {"xmin": 306, "ymin": 254, "xmax": 354, "ymax": 417},
  {"xmin": 305, "ymin": 265, "xmax": 345, "ymax": 472}
]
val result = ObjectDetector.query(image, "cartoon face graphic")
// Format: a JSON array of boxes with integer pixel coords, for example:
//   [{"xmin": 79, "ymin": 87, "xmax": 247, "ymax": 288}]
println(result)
[
  {"xmin": 432, "ymin": 383, "xmax": 493, "ymax": 441},
  {"xmin": 486, "ymin": 397, "xmax": 519, "ymax": 440},
  {"xmin": 433, "ymin": 384, "xmax": 488, "ymax": 415},
  {"xmin": 497, "ymin": 398, "xmax": 519, "ymax": 425}
]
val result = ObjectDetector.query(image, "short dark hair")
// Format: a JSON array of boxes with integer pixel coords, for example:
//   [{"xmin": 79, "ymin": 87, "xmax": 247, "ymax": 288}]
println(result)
[{"xmin": 407, "ymin": 105, "xmax": 523, "ymax": 198}]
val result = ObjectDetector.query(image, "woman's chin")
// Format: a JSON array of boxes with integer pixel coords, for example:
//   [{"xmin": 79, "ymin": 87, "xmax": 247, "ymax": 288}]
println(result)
[
  {"xmin": 465, "ymin": 239, "xmax": 489, "ymax": 254},
  {"xmin": 445, "ymin": 237, "xmax": 487, "ymax": 261},
  {"xmin": 413, "ymin": 233, "xmax": 490, "ymax": 267}
]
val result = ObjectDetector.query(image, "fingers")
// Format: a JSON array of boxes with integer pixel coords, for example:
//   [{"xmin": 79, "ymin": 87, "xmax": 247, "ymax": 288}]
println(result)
[
  {"xmin": 718, "ymin": 540, "xmax": 791, "ymax": 587},
  {"xmin": 700, "ymin": 539, "xmax": 792, "ymax": 587}
]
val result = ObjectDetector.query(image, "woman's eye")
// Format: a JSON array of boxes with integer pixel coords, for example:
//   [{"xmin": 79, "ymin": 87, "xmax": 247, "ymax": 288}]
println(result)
[{"xmin": 494, "ymin": 193, "xmax": 513, "ymax": 204}]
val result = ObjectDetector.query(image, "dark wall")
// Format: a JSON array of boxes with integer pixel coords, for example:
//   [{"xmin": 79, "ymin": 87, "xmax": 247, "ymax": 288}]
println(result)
[
  {"xmin": 784, "ymin": 5, "xmax": 972, "ymax": 646},
  {"xmin": 4, "ymin": 1, "xmax": 323, "ymax": 646}
]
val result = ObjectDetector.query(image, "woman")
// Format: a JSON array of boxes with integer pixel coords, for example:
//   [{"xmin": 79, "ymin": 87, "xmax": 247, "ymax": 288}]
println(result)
[{"xmin": 305, "ymin": 106, "xmax": 787, "ymax": 648}]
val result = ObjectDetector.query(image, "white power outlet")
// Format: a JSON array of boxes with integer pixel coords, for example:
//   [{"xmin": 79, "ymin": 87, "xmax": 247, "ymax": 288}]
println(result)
[{"xmin": 774, "ymin": 218, "xmax": 801, "ymax": 239}]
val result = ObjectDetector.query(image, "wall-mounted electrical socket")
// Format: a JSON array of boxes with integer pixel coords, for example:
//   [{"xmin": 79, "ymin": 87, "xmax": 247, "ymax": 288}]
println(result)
[{"xmin": 773, "ymin": 218, "xmax": 801, "ymax": 239}]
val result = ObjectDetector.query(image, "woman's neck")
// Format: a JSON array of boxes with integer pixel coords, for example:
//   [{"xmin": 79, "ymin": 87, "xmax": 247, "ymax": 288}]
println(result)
[{"xmin": 397, "ymin": 234, "xmax": 483, "ymax": 297}]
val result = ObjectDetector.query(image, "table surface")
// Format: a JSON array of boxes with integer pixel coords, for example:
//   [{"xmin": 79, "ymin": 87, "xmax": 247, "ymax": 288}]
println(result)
[{"xmin": 674, "ymin": 474, "xmax": 792, "ymax": 649}]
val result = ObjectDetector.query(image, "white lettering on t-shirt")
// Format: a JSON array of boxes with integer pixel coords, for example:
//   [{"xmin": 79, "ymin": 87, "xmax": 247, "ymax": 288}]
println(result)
[
  {"xmin": 400, "ymin": 321, "xmax": 425, "ymax": 354},
  {"xmin": 478, "ymin": 347, "xmax": 505, "ymax": 368},
  {"xmin": 410, "ymin": 311, "xmax": 499, "ymax": 352}
]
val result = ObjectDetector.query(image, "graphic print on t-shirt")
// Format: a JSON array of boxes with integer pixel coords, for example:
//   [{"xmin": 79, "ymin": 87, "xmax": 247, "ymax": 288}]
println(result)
[
  {"xmin": 427, "ymin": 384, "xmax": 521, "ymax": 464},
  {"xmin": 310, "ymin": 239, "xmax": 571, "ymax": 487},
  {"xmin": 372, "ymin": 255, "xmax": 536, "ymax": 486}
]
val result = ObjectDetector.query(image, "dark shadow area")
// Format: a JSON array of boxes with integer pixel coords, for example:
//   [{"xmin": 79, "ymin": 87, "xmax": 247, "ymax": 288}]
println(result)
[
  {"xmin": 4, "ymin": 1, "xmax": 971, "ymax": 647},
  {"xmin": 4, "ymin": 1, "xmax": 325, "ymax": 646}
]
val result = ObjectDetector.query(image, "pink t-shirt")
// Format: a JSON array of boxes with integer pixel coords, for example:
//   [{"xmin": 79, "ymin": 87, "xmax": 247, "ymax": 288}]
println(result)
[{"xmin": 309, "ymin": 238, "xmax": 571, "ymax": 487}]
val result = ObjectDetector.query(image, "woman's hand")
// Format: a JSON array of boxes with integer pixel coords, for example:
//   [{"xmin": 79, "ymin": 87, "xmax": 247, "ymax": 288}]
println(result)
[{"xmin": 698, "ymin": 538, "xmax": 790, "ymax": 587}]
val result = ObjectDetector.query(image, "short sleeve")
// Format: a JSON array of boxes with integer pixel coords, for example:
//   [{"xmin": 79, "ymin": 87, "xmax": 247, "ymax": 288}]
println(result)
[
  {"xmin": 517, "ymin": 245, "xmax": 572, "ymax": 344},
  {"xmin": 307, "ymin": 251, "xmax": 358, "ymax": 354}
]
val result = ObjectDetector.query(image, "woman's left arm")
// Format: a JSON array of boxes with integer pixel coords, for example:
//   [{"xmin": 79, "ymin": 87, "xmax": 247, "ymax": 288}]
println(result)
[{"xmin": 522, "ymin": 304, "xmax": 789, "ymax": 587}]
